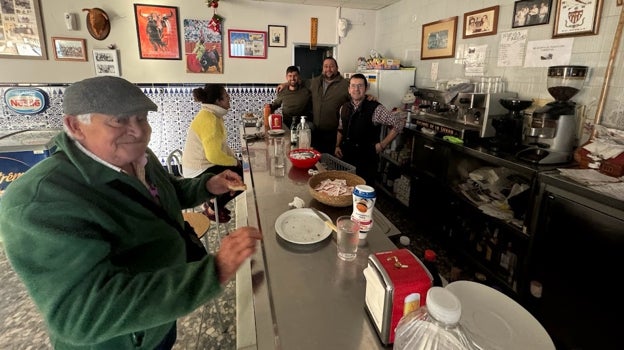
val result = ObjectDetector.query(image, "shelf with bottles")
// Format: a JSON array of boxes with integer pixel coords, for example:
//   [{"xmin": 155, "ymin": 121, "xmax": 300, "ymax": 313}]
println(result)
[{"xmin": 441, "ymin": 207, "xmax": 527, "ymax": 297}]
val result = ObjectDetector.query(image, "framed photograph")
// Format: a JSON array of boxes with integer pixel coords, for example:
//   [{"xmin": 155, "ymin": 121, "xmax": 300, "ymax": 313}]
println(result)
[
  {"xmin": 463, "ymin": 6, "xmax": 499, "ymax": 38},
  {"xmin": 553, "ymin": 0, "xmax": 603, "ymax": 38},
  {"xmin": 51, "ymin": 37, "xmax": 87, "ymax": 61},
  {"xmin": 0, "ymin": 0, "xmax": 47, "ymax": 59},
  {"xmin": 513, "ymin": 0, "xmax": 553, "ymax": 28},
  {"xmin": 228, "ymin": 29, "xmax": 267, "ymax": 59},
  {"xmin": 421, "ymin": 17, "xmax": 458, "ymax": 60},
  {"xmin": 92, "ymin": 49, "xmax": 120, "ymax": 76},
  {"xmin": 133, "ymin": 4, "xmax": 181, "ymax": 60},
  {"xmin": 268, "ymin": 25, "xmax": 287, "ymax": 47}
]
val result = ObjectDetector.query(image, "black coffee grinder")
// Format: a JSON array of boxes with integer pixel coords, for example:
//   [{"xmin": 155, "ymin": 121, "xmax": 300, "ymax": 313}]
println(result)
[{"xmin": 489, "ymin": 99, "xmax": 533, "ymax": 153}]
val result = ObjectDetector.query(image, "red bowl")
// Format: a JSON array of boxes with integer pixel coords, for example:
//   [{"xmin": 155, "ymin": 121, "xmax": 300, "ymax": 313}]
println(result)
[{"xmin": 288, "ymin": 148, "xmax": 321, "ymax": 169}]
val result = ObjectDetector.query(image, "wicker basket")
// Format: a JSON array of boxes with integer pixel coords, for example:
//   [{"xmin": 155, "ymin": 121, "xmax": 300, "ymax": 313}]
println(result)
[{"xmin": 308, "ymin": 170, "xmax": 365, "ymax": 207}]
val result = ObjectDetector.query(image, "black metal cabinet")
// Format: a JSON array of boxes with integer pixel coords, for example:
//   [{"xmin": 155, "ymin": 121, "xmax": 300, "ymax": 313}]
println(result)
[{"xmin": 526, "ymin": 173, "xmax": 624, "ymax": 349}]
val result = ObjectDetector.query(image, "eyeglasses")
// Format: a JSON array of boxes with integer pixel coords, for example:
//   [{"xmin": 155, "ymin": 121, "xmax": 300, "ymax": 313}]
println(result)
[{"xmin": 349, "ymin": 84, "xmax": 365, "ymax": 89}]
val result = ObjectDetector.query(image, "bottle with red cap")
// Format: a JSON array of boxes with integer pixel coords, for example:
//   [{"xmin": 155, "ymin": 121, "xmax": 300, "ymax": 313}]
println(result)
[{"xmin": 423, "ymin": 249, "xmax": 443, "ymax": 287}]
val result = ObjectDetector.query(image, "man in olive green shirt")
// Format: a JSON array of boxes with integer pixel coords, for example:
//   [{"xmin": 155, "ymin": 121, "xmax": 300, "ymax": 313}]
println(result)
[{"xmin": 269, "ymin": 66, "xmax": 312, "ymax": 128}]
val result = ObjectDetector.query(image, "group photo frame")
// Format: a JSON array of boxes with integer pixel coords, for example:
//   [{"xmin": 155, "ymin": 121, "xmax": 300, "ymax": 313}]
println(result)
[
  {"xmin": 51, "ymin": 37, "xmax": 87, "ymax": 61},
  {"xmin": 463, "ymin": 6, "xmax": 499, "ymax": 39},
  {"xmin": 0, "ymin": 0, "xmax": 47, "ymax": 59},
  {"xmin": 552, "ymin": 0, "xmax": 603, "ymax": 38},
  {"xmin": 421, "ymin": 16, "xmax": 458, "ymax": 60},
  {"xmin": 512, "ymin": 0, "xmax": 553, "ymax": 28},
  {"xmin": 133, "ymin": 4, "xmax": 182, "ymax": 60},
  {"xmin": 228, "ymin": 29, "xmax": 267, "ymax": 59},
  {"xmin": 92, "ymin": 49, "xmax": 120, "ymax": 76}
]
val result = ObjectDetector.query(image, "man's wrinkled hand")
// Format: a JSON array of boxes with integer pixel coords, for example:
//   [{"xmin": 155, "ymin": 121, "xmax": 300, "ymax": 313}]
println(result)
[{"xmin": 215, "ymin": 226, "xmax": 262, "ymax": 284}]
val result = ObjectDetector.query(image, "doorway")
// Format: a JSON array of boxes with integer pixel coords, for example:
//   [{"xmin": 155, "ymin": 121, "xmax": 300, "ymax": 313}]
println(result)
[{"xmin": 293, "ymin": 44, "xmax": 336, "ymax": 80}]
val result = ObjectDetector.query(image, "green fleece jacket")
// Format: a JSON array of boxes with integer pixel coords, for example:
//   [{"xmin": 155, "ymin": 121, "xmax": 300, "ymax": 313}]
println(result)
[
  {"xmin": 0, "ymin": 132, "xmax": 223, "ymax": 349},
  {"xmin": 306, "ymin": 74, "xmax": 350, "ymax": 131}
]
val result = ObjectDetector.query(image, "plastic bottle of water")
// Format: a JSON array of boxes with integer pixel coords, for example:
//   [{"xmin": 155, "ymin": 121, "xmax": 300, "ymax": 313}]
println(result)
[
  {"xmin": 394, "ymin": 287, "xmax": 476, "ymax": 350},
  {"xmin": 297, "ymin": 116, "xmax": 311, "ymax": 149}
]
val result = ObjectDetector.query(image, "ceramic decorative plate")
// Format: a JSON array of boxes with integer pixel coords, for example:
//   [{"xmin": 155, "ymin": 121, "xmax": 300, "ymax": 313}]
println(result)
[
  {"xmin": 268, "ymin": 129, "xmax": 285, "ymax": 136},
  {"xmin": 446, "ymin": 280, "xmax": 555, "ymax": 350},
  {"xmin": 274, "ymin": 208, "xmax": 332, "ymax": 244}
]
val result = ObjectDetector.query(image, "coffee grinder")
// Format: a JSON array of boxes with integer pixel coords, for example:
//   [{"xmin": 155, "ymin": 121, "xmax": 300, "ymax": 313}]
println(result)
[
  {"xmin": 516, "ymin": 65, "xmax": 588, "ymax": 164},
  {"xmin": 489, "ymin": 99, "xmax": 533, "ymax": 153}
]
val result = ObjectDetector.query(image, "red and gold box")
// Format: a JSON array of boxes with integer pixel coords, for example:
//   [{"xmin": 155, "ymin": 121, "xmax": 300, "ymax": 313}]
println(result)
[{"xmin": 363, "ymin": 248, "xmax": 432, "ymax": 345}]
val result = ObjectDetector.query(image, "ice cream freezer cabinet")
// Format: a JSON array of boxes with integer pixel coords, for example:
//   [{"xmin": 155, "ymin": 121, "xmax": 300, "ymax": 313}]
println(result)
[{"xmin": 0, "ymin": 129, "xmax": 61, "ymax": 195}]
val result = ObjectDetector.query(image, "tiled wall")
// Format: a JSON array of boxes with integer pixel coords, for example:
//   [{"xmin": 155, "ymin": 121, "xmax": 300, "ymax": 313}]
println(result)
[{"xmin": 0, "ymin": 84, "xmax": 277, "ymax": 161}]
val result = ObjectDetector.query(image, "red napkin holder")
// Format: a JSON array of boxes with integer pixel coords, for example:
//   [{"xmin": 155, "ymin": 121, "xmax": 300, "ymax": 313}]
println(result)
[{"xmin": 363, "ymin": 248, "xmax": 433, "ymax": 345}]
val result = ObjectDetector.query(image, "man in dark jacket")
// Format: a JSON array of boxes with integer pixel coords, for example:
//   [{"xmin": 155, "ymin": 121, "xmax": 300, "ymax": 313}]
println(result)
[
  {"xmin": 0, "ymin": 76, "xmax": 261, "ymax": 349},
  {"xmin": 335, "ymin": 73, "xmax": 405, "ymax": 185}
]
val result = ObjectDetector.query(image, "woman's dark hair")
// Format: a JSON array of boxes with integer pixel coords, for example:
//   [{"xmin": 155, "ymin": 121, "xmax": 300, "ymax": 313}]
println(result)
[{"xmin": 192, "ymin": 84, "xmax": 225, "ymax": 104}]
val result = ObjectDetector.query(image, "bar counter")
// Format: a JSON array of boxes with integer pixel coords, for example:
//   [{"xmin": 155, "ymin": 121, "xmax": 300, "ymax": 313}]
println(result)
[{"xmin": 235, "ymin": 127, "xmax": 397, "ymax": 350}]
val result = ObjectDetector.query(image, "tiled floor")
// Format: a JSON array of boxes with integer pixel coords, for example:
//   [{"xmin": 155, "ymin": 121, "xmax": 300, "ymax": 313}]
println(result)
[{"xmin": 0, "ymin": 202, "xmax": 238, "ymax": 350}]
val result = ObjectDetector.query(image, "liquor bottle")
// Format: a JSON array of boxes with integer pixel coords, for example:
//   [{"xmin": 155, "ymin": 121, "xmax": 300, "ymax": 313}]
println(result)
[
  {"xmin": 297, "ymin": 116, "xmax": 311, "ymax": 149},
  {"xmin": 485, "ymin": 227, "xmax": 499, "ymax": 264},
  {"xmin": 423, "ymin": 249, "xmax": 443, "ymax": 287},
  {"xmin": 290, "ymin": 118, "xmax": 299, "ymax": 146}
]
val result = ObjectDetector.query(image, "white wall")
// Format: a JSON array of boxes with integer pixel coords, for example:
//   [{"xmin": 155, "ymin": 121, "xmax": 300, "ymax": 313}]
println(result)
[
  {"xmin": 1, "ymin": 0, "xmax": 348, "ymax": 84},
  {"xmin": 2, "ymin": 0, "xmax": 624, "ymax": 130},
  {"xmin": 373, "ymin": 0, "xmax": 624, "ymax": 130}
]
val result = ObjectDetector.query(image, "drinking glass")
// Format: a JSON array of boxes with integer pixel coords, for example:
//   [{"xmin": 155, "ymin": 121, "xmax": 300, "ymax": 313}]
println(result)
[{"xmin": 336, "ymin": 216, "xmax": 360, "ymax": 261}]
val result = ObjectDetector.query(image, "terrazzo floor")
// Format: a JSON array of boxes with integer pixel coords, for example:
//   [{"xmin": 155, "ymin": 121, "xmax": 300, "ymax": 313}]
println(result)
[{"xmin": 0, "ymin": 202, "xmax": 238, "ymax": 350}]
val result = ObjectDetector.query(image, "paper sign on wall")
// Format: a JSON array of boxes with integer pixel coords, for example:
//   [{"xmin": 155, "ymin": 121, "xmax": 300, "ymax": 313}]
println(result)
[
  {"xmin": 524, "ymin": 38, "xmax": 573, "ymax": 67},
  {"xmin": 498, "ymin": 30, "xmax": 528, "ymax": 67}
]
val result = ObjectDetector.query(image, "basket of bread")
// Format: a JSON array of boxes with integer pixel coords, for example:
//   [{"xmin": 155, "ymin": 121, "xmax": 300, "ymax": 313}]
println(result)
[{"xmin": 308, "ymin": 170, "xmax": 365, "ymax": 207}]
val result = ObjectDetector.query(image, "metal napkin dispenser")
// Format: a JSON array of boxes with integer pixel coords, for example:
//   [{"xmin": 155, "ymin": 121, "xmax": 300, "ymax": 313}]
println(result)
[{"xmin": 363, "ymin": 248, "xmax": 432, "ymax": 345}]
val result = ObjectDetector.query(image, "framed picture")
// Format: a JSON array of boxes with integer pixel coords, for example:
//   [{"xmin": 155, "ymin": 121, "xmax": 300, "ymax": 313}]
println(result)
[
  {"xmin": 133, "ymin": 4, "xmax": 181, "ymax": 60},
  {"xmin": 421, "ymin": 17, "xmax": 458, "ymax": 60},
  {"xmin": 552, "ymin": 0, "xmax": 603, "ymax": 38},
  {"xmin": 92, "ymin": 49, "xmax": 120, "ymax": 76},
  {"xmin": 0, "ymin": 0, "xmax": 47, "ymax": 59},
  {"xmin": 228, "ymin": 29, "xmax": 267, "ymax": 59},
  {"xmin": 51, "ymin": 37, "xmax": 87, "ymax": 61},
  {"xmin": 463, "ymin": 6, "xmax": 499, "ymax": 38},
  {"xmin": 268, "ymin": 25, "xmax": 287, "ymax": 47},
  {"xmin": 183, "ymin": 19, "xmax": 223, "ymax": 74},
  {"xmin": 513, "ymin": 0, "xmax": 553, "ymax": 28}
]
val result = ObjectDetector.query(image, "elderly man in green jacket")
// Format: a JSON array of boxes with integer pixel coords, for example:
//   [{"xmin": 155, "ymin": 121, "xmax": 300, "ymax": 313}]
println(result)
[{"xmin": 0, "ymin": 76, "xmax": 261, "ymax": 349}]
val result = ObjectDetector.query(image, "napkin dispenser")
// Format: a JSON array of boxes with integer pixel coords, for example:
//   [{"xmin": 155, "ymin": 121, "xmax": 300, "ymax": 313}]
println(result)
[{"xmin": 363, "ymin": 248, "xmax": 432, "ymax": 345}]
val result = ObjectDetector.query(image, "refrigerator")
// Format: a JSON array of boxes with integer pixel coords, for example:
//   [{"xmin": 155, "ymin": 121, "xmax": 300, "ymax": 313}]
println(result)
[
  {"xmin": 345, "ymin": 69, "xmax": 416, "ymax": 110},
  {"xmin": 0, "ymin": 129, "xmax": 61, "ymax": 193}
]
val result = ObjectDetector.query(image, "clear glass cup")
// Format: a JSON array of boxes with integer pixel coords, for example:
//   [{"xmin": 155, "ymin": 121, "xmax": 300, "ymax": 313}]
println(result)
[{"xmin": 336, "ymin": 216, "xmax": 360, "ymax": 261}]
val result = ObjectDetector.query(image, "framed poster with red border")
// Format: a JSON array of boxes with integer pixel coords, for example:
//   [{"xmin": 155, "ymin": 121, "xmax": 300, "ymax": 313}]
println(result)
[{"xmin": 133, "ymin": 4, "xmax": 181, "ymax": 60}]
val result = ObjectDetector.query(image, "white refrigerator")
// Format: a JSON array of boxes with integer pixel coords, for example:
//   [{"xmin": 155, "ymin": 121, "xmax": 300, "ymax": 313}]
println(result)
[{"xmin": 345, "ymin": 69, "xmax": 416, "ymax": 110}]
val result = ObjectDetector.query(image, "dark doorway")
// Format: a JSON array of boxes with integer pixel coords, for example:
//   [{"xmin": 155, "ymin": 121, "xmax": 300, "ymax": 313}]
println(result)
[{"xmin": 294, "ymin": 44, "xmax": 336, "ymax": 80}]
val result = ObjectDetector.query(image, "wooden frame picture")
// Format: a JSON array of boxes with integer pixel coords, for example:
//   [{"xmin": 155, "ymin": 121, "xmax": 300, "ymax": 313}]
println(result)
[
  {"xmin": 52, "ymin": 37, "xmax": 87, "ymax": 61},
  {"xmin": 552, "ymin": 0, "xmax": 603, "ymax": 38},
  {"xmin": 268, "ymin": 25, "xmax": 287, "ymax": 47},
  {"xmin": 133, "ymin": 4, "xmax": 181, "ymax": 60},
  {"xmin": 513, "ymin": 0, "xmax": 553, "ymax": 28},
  {"xmin": 228, "ymin": 29, "xmax": 267, "ymax": 59},
  {"xmin": 463, "ymin": 6, "xmax": 499, "ymax": 39},
  {"xmin": 421, "ymin": 17, "xmax": 458, "ymax": 60},
  {"xmin": 92, "ymin": 49, "xmax": 120, "ymax": 76},
  {"xmin": 0, "ymin": 0, "xmax": 47, "ymax": 59}
]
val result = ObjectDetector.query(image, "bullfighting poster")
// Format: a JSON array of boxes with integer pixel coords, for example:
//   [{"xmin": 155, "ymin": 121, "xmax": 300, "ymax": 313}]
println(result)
[
  {"xmin": 133, "ymin": 4, "xmax": 181, "ymax": 60},
  {"xmin": 183, "ymin": 18, "xmax": 223, "ymax": 74}
]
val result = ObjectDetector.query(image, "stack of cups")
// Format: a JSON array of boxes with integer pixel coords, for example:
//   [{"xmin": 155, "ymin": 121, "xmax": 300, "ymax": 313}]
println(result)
[{"xmin": 351, "ymin": 185, "xmax": 376, "ymax": 243}]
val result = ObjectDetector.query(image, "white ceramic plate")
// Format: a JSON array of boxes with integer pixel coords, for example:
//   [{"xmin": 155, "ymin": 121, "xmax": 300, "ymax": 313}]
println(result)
[
  {"xmin": 268, "ymin": 129, "xmax": 285, "ymax": 136},
  {"xmin": 274, "ymin": 208, "xmax": 332, "ymax": 244},
  {"xmin": 446, "ymin": 280, "xmax": 555, "ymax": 350}
]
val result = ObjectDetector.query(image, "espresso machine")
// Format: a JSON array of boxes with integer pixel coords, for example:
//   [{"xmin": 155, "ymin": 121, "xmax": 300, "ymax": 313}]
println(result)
[{"xmin": 516, "ymin": 65, "xmax": 588, "ymax": 164}]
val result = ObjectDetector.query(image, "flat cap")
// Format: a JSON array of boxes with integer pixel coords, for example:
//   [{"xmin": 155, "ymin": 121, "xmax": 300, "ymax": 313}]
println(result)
[{"xmin": 63, "ymin": 76, "xmax": 157, "ymax": 116}]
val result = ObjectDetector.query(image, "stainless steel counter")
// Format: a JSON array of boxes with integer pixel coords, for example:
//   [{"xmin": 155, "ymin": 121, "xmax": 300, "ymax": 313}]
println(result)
[{"xmin": 236, "ymin": 128, "xmax": 397, "ymax": 350}]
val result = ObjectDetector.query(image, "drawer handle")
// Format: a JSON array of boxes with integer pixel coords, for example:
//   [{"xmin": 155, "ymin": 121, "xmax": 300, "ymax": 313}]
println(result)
[{"xmin": 424, "ymin": 145, "xmax": 435, "ymax": 150}]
